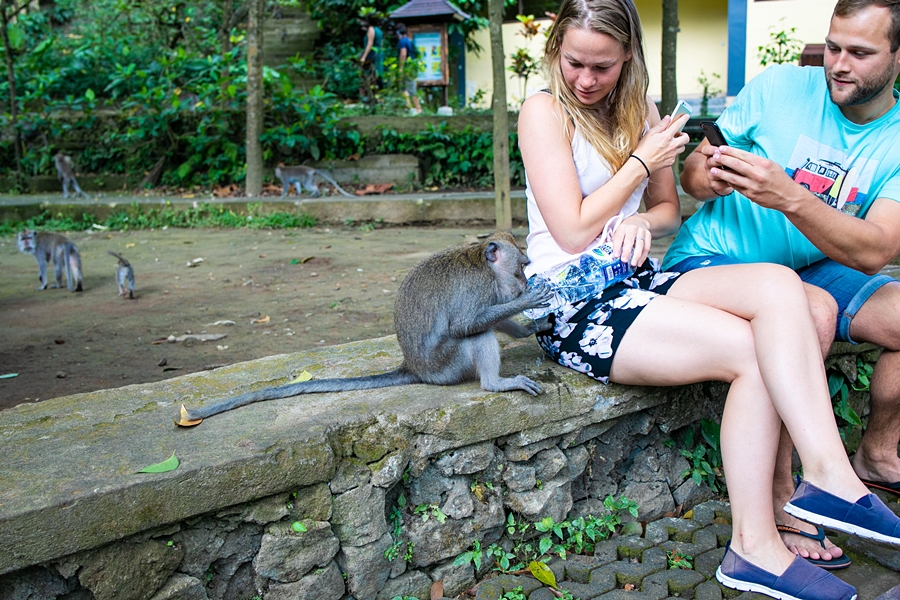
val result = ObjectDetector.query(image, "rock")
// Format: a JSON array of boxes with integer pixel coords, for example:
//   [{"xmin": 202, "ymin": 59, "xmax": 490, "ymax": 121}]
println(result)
[
  {"xmin": 433, "ymin": 442, "xmax": 498, "ymax": 476},
  {"xmin": 619, "ymin": 481, "xmax": 675, "ymax": 522},
  {"xmin": 502, "ymin": 462, "xmax": 536, "ymax": 492},
  {"xmin": 532, "ymin": 446, "xmax": 568, "ymax": 482},
  {"xmin": 253, "ymin": 521, "xmax": 339, "ymax": 583},
  {"xmin": 374, "ymin": 569, "xmax": 432, "ymax": 600},
  {"xmin": 148, "ymin": 573, "xmax": 209, "ymax": 600},
  {"xmin": 429, "ymin": 560, "xmax": 476, "ymax": 598},
  {"xmin": 336, "ymin": 532, "xmax": 393, "ymax": 600},
  {"xmin": 264, "ymin": 561, "xmax": 345, "ymax": 600},
  {"xmin": 504, "ymin": 479, "xmax": 572, "ymax": 523},
  {"xmin": 77, "ymin": 539, "xmax": 183, "ymax": 600},
  {"xmin": 332, "ymin": 484, "xmax": 388, "ymax": 547}
]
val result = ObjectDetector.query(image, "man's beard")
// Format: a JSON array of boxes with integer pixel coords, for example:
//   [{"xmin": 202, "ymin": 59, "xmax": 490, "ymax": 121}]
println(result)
[{"xmin": 826, "ymin": 60, "xmax": 897, "ymax": 106}]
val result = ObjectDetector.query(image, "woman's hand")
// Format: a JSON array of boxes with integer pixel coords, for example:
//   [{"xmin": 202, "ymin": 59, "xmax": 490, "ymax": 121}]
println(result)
[
  {"xmin": 632, "ymin": 115, "xmax": 689, "ymax": 174},
  {"xmin": 611, "ymin": 214, "xmax": 652, "ymax": 267}
]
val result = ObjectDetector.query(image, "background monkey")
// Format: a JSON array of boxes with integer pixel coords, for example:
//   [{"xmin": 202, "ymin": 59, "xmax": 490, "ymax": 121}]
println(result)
[
  {"xmin": 17, "ymin": 230, "xmax": 84, "ymax": 292},
  {"xmin": 177, "ymin": 232, "xmax": 553, "ymax": 425},
  {"xmin": 274, "ymin": 165, "xmax": 354, "ymax": 198},
  {"xmin": 54, "ymin": 153, "xmax": 87, "ymax": 198},
  {"xmin": 107, "ymin": 251, "xmax": 135, "ymax": 299}
]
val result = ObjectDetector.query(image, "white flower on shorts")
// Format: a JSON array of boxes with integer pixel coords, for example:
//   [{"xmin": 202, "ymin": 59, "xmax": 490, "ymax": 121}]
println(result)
[
  {"xmin": 579, "ymin": 323, "xmax": 614, "ymax": 358},
  {"xmin": 608, "ymin": 288, "xmax": 655, "ymax": 310},
  {"xmin": 587, "ymin": 305, "xmax": 610, "ymax": 323},
  {"xmin": 538, "ymin": 337, "xmax": 562, "ymax": 359},
  {"xmin": 650, "ymin": 271, "xmax": 678, "ymax": 290},
  {"xmin": 556, "ymin": 319, "xmax": 578, "ymax": 339},
  {"xmin": 560, "ymin": 350, "xmax": 593, "ymax": 374}
]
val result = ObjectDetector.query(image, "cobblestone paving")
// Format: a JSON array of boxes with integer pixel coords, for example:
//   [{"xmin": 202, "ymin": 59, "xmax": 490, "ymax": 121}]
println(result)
[{"xmin": 470, "ymin": 500, "xmax": 900, "ymax": 600}]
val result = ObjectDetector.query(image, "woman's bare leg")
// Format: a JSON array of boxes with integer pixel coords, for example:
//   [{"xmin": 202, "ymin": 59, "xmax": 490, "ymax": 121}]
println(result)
[{"xmin": 608, "ymin": 264, "xmax": 867, "ymax": 574}]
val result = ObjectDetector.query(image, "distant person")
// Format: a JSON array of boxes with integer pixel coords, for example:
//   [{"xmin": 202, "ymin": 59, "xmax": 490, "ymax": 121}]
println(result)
[
  {"xmin": 396, "ymin": 23, "xmax": 422, "ymax": 115},
  {"xmin": 359, "ymin": 15, "xmax": 384, "ymax": 103}
]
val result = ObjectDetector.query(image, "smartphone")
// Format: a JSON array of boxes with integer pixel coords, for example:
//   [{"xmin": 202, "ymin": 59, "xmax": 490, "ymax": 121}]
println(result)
[
  {"xmin": 669, "ymin": 100, "xmax": 692, "ymax": 132},
  {"xmin": 700, "ymin": 121, "xmax": 729, "ymax": 146}
]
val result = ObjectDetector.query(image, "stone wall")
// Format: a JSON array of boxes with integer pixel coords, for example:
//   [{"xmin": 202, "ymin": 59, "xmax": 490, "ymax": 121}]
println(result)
[{"xmin": 0, "ymin": 338, "xmax": 875, "ymax": 600}]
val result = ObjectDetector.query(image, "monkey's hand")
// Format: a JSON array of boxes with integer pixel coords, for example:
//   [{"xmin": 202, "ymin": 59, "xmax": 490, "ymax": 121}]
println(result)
[{"xmin": 521, "ymin": 279, "xmax": 555, "ymax": 310}]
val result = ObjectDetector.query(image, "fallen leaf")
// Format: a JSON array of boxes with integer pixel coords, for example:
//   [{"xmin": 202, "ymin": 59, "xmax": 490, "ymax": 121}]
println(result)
[
  {"xmin": 290, "ymin": 257, "xmax": 314, "ymax": 265},
  {"xmin": 529, "ymin": 561, "xmax": 557, "ymax": 588},
  {"xmin": 205, "ymin": 320, "xmax": 236, "ymax": 326},
  {"xmin": 354, "ymin": 183, "xmax": 395, "ymax": 196},
  {"xmin": 289, "ymin": 371, "xmax": 313, "ymax": 383},
  {"xmin": 138, "ymin": 451, "xmax": 180, "ymax": 472},
  {"xmin": 162, "ymin": 366, "xmax": 183, "ymax": 372},
  {"xmin": 624, "ymin": 583, "xmax": 635, "ymax": 591},
  {"xmin": 170, "ymin": 333, "xmax": 227, "ymax": 343},
  {"xmin": 430, "ymin": 580, "xmax": 443, "ymax": 600},
  {"xmin": 125, "ymin": 242, "xmax": 135, "ymax": 248},
  {"xmin": 259, "ymin": 254, "xmax": 267, "ymax": 258},
  {"xmin": 251, "ymin": 315, "xmax": 270, "ymax": 324},
  {"xmin": 174, "ymin": 405, "xmax": 203, "ymax": 427},
  {"xmin": 0, "ymin": 373, "xmax": 18, "ymax": 379},
  {"xmin": 151, "ymin": 337, "xmax": 169, "ymax": 345},
  {"xmin": 55, "ymin": 339, "xmax": 65, "ymax": 345},
  {"xmin": 182, "ymin": 193, "xmax": 195, "ymax": 198}
]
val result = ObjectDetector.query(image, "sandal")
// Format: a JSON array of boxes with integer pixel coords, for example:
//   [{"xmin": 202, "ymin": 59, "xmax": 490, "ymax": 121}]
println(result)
[{"xmin": 776, "ymin": 524, "xmax": 851, "ymax": 570}]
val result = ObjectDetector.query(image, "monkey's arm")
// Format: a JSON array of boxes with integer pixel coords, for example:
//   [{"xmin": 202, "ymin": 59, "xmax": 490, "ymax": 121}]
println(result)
[
  {"xmin": 494, "ymin": 315, "xmax": 551, "ymax": 338},
  {"xmin": 448, "ymin": 285, "xmax": 553, "ymax": 339}
]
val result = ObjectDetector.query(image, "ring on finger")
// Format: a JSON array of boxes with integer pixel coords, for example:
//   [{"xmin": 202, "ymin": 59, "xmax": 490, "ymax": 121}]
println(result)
[{"xmin": 635, "ymin": 237, "xmax": 645, "ymax": 242}]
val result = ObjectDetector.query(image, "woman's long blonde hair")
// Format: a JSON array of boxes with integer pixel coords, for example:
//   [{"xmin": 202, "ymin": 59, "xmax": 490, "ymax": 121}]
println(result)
[{"xmin": 543, "ymin": 0, "xmax": 649, "ymax": 172}]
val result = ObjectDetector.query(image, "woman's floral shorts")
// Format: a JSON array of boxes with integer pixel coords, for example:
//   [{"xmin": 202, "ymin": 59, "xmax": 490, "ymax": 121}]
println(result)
[{"xmin": 535, "ymin": 259, "xmax": 682, "ymax": 383}]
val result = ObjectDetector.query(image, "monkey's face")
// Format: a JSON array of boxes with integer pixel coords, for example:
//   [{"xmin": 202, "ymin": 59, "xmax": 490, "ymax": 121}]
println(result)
[{"xmin": 17, "ymin": 231, "xmax": 35, "ymax": 253}]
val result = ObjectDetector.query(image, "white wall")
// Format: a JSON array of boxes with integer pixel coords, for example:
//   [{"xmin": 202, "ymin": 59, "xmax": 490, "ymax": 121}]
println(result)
[{"xmin": 745, "ymin": 0, "xmax": 832, "ymax": 83}]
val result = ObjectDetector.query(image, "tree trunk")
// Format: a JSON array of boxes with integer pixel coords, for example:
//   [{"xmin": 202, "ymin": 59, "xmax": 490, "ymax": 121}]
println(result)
[
  {"xmin": 489, "ymin": 0, "xmax": 511, "ymax": 230},
  {"xmin": 660, "ymin": 0, "xmax": 678, "ymax": 118},
  {"xmin": 244, "ymin": 0, "xmax": 264, "ymax": 197},
  {"xmin": 1, "ymin": 1, "xmax": 23, "ymax": 186}
]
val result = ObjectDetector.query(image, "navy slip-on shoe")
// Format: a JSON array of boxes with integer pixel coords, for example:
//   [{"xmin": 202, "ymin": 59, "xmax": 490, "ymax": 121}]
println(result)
[
  {"xmin": 785, "ymin": 480, "xmax": 900, "ymax": 547},
  {"xmin": 716, "ymin": 542, "xmax": 857, "ymax": 600}
]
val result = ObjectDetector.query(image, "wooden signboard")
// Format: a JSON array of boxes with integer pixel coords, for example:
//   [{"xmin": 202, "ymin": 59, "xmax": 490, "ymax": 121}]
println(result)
[{"xmin": 411, "ymin": 25, "xmax": 449, "ymax": 87}]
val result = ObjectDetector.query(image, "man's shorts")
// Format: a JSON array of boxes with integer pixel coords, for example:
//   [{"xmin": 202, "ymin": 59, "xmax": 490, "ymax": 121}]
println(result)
[{"xmin": 667, "ymin": 255, "xmax": 896, "ymax": 343}]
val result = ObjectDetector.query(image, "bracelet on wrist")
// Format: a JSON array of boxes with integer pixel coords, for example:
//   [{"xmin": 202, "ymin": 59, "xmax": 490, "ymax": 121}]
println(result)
[{"xmin": 629, "ymin": 154, "xmax": 650, "ymax": 178}]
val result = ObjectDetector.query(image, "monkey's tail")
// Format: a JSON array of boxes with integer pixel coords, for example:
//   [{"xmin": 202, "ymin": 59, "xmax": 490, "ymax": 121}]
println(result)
[
  {"xmin": 317, "ymin": 171, "xmax": 355, "ymax": 197},
  {"xmin": 107, "ymin": 250, "xmax": 130, "ymax": 267},
  {"xmin": 180, "ymin": 369, "xmax": 421, "ymax": 422}
]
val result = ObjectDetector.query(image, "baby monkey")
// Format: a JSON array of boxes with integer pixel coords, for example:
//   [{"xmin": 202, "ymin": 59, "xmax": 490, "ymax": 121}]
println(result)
[
  {"xmin": 17, "ymin": 230, "xmax": 84, "ymax": 292},
  {"xmin": 107, "ymin": 251, "xmax": 135, "ymax": 299},
  {"xmin": 177, "ymin": 232, "xmax": 553, "ymax": 426},
  {"xmin": 275, "ymin": 165, "xmax": 354, "ymax": 198},
  {"xmin": 54, "ymin": 153, "xmax": 87, "ymax": 198}
]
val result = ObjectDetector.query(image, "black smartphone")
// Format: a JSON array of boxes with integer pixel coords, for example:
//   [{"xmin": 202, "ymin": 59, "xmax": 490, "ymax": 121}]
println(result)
[{"xmin": 700, "ymin": 121, "xmax": 728, "ymax": 146}]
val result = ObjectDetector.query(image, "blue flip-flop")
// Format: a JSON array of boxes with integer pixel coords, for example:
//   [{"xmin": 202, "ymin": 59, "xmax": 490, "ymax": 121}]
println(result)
[{"xmin": 776, "ymin": 524, "xmax": 851, "ymax": 570}]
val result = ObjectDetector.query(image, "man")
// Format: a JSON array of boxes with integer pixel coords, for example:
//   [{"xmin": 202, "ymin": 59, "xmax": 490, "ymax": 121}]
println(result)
[
  {"xmin": 396, "ymin": 23, "xmax": 423, "ymax": 115},
  {"xmin": 664, "ymin": 0, "xmax": 900, "ymax": 569}
]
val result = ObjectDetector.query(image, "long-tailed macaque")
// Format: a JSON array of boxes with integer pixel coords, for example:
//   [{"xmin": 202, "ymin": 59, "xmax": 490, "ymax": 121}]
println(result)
[
  {"xmin": 54, "ymin": 153, "xmax": 87, "ymax": 198},
  {"xmin": 176, "ymin": 232, "xmax": 553, "ymax": 426},
  {"xmin": 107, "ymin": 251, "xmax": 135, "ymax": 299},
  {"xmin": 274, "ymin": 165, "xmax": 354, "ymax": 198},
  {"xmin": 17, "ymin": 230, "xmax": 84, "ymax": 292}
]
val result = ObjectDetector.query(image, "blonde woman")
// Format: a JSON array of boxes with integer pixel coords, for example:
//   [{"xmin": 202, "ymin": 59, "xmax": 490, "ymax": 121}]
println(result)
[{"xmin": 519, "ymin": 0, "xmax": 900, "ymax": 598}]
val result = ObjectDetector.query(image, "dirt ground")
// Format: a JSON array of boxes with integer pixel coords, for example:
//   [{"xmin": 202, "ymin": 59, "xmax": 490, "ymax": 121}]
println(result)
[{"xmin": 0, "ymin": 226, "xmax": 511, "ymax": 411}]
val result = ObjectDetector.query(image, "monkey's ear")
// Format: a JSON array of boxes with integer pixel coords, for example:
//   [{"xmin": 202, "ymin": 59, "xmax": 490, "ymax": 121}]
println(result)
[{"xmin": 485, "ymin": 241, "xmax": 502, "ymax": 263}]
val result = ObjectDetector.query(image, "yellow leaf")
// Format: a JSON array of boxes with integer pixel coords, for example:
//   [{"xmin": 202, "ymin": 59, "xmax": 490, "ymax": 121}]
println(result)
[
  {"xmin": 125, "ymin": 243, "xmax": 135, "ymax": 248},
  {"xmin": 529, "ymin": 560, "xmax": 557, "ymax": 588},
  {"xmin": 174, "ymin": 404, "xmax": 203, "ymax": 427},
  {"xmin": 251, "ymin": 315, "xmax": 270, "ymax": 324},
  {"xmin": 290, "ymin": 371, "xmax": 313, "ymax": 383},
  {"xmin": 138, "ymin": 451, "xmax": 179, "ymax": 473}
]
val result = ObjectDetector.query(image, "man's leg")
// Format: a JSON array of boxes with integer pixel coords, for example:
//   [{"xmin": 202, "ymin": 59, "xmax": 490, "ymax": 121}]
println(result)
[{"xmin": 844, "ymin": 281, "xmax": 900, "ymax": 485}]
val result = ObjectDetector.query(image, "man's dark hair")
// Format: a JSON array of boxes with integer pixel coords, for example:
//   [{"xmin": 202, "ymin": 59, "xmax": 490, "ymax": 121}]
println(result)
[
  {"xmin": 397, "ymin": 23, "xmax": 408, "ymax": 35},
  {"xmin": 834, "ymin": 0, "xmax": 900, "ymax": 51}
]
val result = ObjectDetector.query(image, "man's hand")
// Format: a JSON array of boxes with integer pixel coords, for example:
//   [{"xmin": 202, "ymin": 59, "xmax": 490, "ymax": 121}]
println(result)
[{"xmin": 704, "ymin": 144, "xmax": 806, "ymax": 211}]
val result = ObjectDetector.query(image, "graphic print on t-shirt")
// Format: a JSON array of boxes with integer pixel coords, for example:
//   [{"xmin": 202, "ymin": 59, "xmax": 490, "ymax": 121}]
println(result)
[{"xmin": 785, "ymin": 135, "xmax": 875, "ymax": 215}]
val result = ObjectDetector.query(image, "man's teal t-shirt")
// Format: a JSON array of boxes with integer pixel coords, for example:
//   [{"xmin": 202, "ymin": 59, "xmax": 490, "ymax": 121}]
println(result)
[{"xmin": 663, "ymin": 64, "xmax": 900, "ymax": 271}]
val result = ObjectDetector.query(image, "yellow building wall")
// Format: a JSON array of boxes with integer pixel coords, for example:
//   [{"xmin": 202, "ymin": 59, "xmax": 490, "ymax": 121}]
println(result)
[
  {"xmin": 464, "ymin": 0, "xmax": 729, "ymax": 109},
  {"xmin": 745, "ymin": 0, "xmax": 832, "ymax": 83}
]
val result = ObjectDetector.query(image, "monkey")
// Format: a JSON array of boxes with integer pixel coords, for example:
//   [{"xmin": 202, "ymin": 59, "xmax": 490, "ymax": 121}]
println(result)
[
  {"xmin": 274, "ymin": 165, "xmax": 354, "ymax": 198},
  {"xmin": 107, "ymin": 251, "xmax": 135, "ymax": 299},
  {"xmin": 176, "ymin": 232, "xmax": 554, "ymax": 426},
  {"xmin": 54, "ymin": 153, "xmax": 88, "ymax": 198},
  {"xmin": 17, "ymin": 230, "xmax": 84, "ymax": 292}
]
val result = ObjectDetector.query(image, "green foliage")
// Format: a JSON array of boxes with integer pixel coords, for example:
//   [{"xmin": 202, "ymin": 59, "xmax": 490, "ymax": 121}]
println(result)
[
  {"xmin": 827, "ymin": 356, "xmax": 873, "ymax": 440},
  {"xmin": 502, "ymin": 587, "xmax": 527, "ymax": 600},
  {"xmin": 453, "ymin": 495, "xmax": 639, "ymax": 573},
  {"xmin": 676, "ymin": 419, "xmax": 725, "ymax": 493},
  {"xmin": 413, "ymin": 503, "xmax": 447, "ymax": 523},
  {"xmin": 376, "ymin": 124, "xmax": 524, "ymax": 188},
  {"xmin": 696, "ymin": 70, "xmax": 721, "ymax": 117},
  {"xmin": 757, "ymin": 22, "xmax": 804, "ymax": 66},
  {"xmin": 384, "ymin": 493, "xmax": 414, "ymax": 563},
  {"xmin": 667, "ymin": 548, "xmax": 693, "ymax": 570},
  {"xmin": 0, "ymin": 203, "xmax": 317, "ymax": 237}
]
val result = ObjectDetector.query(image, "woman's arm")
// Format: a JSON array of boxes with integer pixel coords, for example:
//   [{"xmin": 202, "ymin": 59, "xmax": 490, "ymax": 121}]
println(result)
[{"xmin": 360, "ymin": 26, "xmax": 375, "ymax": 62}]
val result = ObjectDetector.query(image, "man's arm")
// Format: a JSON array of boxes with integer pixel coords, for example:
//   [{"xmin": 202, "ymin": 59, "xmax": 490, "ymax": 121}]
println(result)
[
  {"xmin": 713, "ymin": 144, "xmax": 900, "ymax": 274},
  {"xmin": 680, "ymin": 139, "xmax": 735, "ymax": 200}
]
